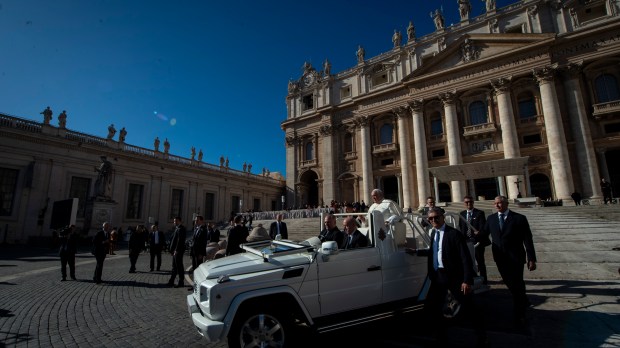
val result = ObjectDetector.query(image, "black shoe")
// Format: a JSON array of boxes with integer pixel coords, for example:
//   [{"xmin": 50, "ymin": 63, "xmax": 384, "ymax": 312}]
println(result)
[
  {"xmin": 129, "ymin": 270, "xmax": 136, "ymax": 273},
  {"xmin": 174, "ymin": 283, "xmax": 184, "ymax": 288},
  {"xmin": 71, "ymin": 276, "xmax": 76, "ymax": 280},
  {"xmin": 157, "ymin": 268, "xmax": 161, "ymax": 271},
  {"xmin": 166, "ymin": 281, "xmax": 174, "ymax": 286},
  {"xmin": 149, "ymin": 269, "xmax": 154, "ymax": 272},
  {"xmin": 61, "ymin": 278, "xmax": 66, "ymax": 281}
]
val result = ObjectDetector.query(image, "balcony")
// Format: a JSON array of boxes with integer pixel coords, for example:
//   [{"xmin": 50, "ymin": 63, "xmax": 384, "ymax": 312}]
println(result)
[
  {"xmin": 429, "ymin": 133, "xmax": 445, "ymax": 142},
  {"xmin": 519, "ymin": 115, "xmax": 544, "ymax": 126},
  {"xmin": 462, "ymin": 122, "xmax": 497, "ymax": 139},
  {"xmin": 300, "ymin": 159, "xmax": 317, "ymax": 168},
  {"xmin": 593, "ymin": 100, "xmax": 620, "ymax": 120},
  {"xmin": 372, "ymin": 143, "xmax": 398, "ymax": 155},
  {"xmin": 344, "ymin": 151, "xmax": 357, "ymax": 160}
]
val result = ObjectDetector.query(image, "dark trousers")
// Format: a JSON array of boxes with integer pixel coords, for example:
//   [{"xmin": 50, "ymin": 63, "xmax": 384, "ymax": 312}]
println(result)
[
  {"xmin": 168, "ymin": 252, "xmax": 184, "ymax": 285},
  {"xmin": 191, "ymin": 253, "xmax": 204, "ymax": 271},
  {"xmin": 150, "ymin": 248, "xmax": 162, "ymax": 271},
  {"xmin": 424, "ymin": 270, "xmax": 486, "ymax": 342},
  {"xmin": 495, "ymin": 256, "xmax": 528, "ymax": 319},
  {"xmin": 603, "ymin": 192, "xmax": 612, "ymax": 204},
  {"xmin": 129, "ymin": 251, "xmax": 140, "ymax": 271},
  {"xmin": 93, "ymin": 253, "xmax": 106, "ymax": 283},
  {"xmin": 60, "ymin": 252, "xmax": 75, "ymax": 279},
  {"xmin": 475, "ymin": 246, "xmax": 488, "ymax": 283}
]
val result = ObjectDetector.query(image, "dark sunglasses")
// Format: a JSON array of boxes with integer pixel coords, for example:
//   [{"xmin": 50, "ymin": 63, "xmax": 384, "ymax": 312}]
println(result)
[
  {"xmin": 464, "ymin": 201, "xmax": 473, "ymax": 203},
  {"xmin": 428, "ymin": 216, "xmax": 441, "ymax": 221}
]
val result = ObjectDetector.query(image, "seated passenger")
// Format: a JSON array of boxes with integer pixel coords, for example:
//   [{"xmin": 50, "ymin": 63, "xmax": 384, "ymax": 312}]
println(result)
[
  {"xmin": 319, "ymin": 214, "xmax": 345, "ymax": 246},
  {"xmin": 247, "ymin": 224, "xmax": 271, "ymax": 242},
  {"xmin": 341, "ymin": 216, "xmax": 369, "ymax": 250}
]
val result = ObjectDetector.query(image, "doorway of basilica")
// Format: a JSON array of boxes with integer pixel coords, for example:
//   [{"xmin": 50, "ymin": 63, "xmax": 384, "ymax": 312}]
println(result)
[
  {"xmin": 298, "ymin": 170, "xmax": 319, "ymax": 208},
  {"xmin": 530, "ymin": 173, "xmax": 552, "ymax": 200},
  {"xmin": 605, "ymin": 149, "xmax": 620, "ymax": 196},
  {"xmin": 382, "ymin": 176, "xmax": 399, "ymax": 204},
  {"xmin": 473, "ymin": 178, "xmax": 499, "ymax": 200}
]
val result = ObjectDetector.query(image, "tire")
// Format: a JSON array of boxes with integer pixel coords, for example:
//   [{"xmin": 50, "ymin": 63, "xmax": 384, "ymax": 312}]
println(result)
[{"xmin": 228, "ymin": 305, "xmax": 291, "ymax": 348}]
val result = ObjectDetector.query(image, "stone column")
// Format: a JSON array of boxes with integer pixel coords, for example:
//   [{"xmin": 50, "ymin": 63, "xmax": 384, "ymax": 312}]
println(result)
[
  {"xmin": 433, "ymin": 176, "xmax": 440, "ymax": 202},
  {"xmin": 491, "ymin": 77, "xmax": 524, "ymax": 199},
  {"xmin": 409, "ymin": 100, "xmax": 430, "ymax": 207},
  {"xmin": 534, "ymin": 66, "xmax": 574, "ymax": 200},
  {"xmin": 394, "ymin": 106, "xmax": 413, "ymax": 210},
  {"xmin": 396, "ymin": 174, "xmax": 403, "ymax": 207},
  {"xmin": 597, "ymin": 148, "xmax": 610, "ymax": 185},
  {"xmin": 285, "ymin": 135, "xmax": 298, "ymax": 208},
  {"xmin": 439, "ymin": 92, "xmax": 465, "ymax": 201},
  {"xmin": 497, "ymin": 176, "xmax": 506, "ymax": 197},
  {"xmin": 563, "ymin": 64, "xmax": 602, "ymax": 199},
  {"xmin": 319, "ymin": 124, "xmax": 336, "ymax": 203},
  {"xmin": 356, "ymin": 116, "xmax": 374, "ymax": 204}
]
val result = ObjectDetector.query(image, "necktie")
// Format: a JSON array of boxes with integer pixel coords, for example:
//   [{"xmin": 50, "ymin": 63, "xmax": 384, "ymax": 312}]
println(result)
[
  {"xmin": 432, "ymin": 229, "xmax": 439, "ymax": 270},
  {"xmin": 345, "ymin": 236, "xmax": 352, "ymax": 249},
  {"xmin": 466, "ymin": 211, "xmax": 472, "ymax": 237},
  {"xmin": 499, "ymin": 213, "xmax": 505, "ymax": 231}
]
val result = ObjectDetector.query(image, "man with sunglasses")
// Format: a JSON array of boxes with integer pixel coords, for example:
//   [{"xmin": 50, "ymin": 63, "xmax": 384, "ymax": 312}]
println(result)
[
  {"xmin": 420, "ymin": 207, "xmax": 486, "ymax": 346},
  {"xmin": 459, "ymin": 196, "xmax": 489, "ymax": 285}
]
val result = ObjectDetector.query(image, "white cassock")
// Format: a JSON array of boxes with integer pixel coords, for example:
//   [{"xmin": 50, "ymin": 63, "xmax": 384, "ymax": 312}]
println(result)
[{"xmin": 367, "ymin": 199, "xmax": 403, "ymax": 225}]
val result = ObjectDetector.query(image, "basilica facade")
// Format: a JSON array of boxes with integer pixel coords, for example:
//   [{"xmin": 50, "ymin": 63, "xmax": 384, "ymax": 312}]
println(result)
[
  {"xmin": 0, "ymin": 113, "xmax": 284, "ymax": 243},
  {"xmin": 282, "ymin": 0, "xmax": 620, "ymax": 210}
]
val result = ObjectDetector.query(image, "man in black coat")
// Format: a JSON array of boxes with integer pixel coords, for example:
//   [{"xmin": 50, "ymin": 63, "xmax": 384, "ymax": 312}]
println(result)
[
  {"xmin": 191, "ymin": 215, "xmax": 208, "ymax": 271},
  {"xmin": 459, "ymin": 195, "xmax": 489, "ymax": 284},
  {"xmin": 206, "ymin": 222, "xmax": 221, "ymax": 244},
  {"xmin": 482, "ymin": 195, "xmax": 537, "ymax": 326},
  {"xmin": 318, "ymin": 213, "xmax": 345, "ymax": 246},
  {"xmin": 419, "ymin": 207, "xmax": 486, "ymax": 346},
  {"xmin": 128, "ymin": 225, "xmax": 147, "ymax": 273},
  {"xmin": 59, "ymin": 225, "xmax": 78, "ymax": 281},
  {"xmin": 226, "ymin": 215, "xmax": 249, "ymax": 256},
  {"xmin": 167, "ymin": 216, "xmax": 187, "ymax": 288},
  {"xmin": 269, "ymin": 214, "xmax": 288, "ymax": 240},
  {"xmin": 149, "ymin": 224, "xmax": 165, "ymax": 271},
  {"xmin": 341, "ymin": 216, "xmax": 369, "ymax": 249},
  {"xmin": 92, "ymin": 222, "xmax": 111, "ymax": 284}
]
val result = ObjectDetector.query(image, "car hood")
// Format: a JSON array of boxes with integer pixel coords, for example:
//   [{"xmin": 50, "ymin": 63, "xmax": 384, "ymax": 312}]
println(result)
[{"xmin": 197, "ymin": 251, "xmax": 313, "ymax": 279}]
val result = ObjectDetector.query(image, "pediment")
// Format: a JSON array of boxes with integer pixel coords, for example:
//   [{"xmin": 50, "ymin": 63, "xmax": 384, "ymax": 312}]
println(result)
[{"xmin": 404, "ymin": 33, "xmax": 556, "ymax": 82}]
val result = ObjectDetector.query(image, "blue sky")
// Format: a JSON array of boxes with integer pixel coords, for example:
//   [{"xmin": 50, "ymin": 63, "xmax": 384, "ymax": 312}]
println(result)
[{"xmin": 0, "ymin": 0, "xmax": 515, "ymax": 176}]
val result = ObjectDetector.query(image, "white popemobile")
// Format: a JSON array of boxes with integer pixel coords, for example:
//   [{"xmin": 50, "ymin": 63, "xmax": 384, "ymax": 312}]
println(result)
[{"xmin": 187, "ymin": 207, "xmax": 478, "ymax": 348}]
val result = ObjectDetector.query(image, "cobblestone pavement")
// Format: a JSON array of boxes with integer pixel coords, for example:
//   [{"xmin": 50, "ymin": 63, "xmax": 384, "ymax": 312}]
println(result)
[{"xmin": 2, "ymin": 203, "xmax": 620, "ymax": 348}]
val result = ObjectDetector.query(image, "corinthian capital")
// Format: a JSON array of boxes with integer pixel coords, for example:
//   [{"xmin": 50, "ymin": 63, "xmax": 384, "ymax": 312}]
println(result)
[
  {"xmin": 533, "ymin": 64, "xmax": 558, "ymax": 85},
  {"xmin": 407, "ymin": 99, "xmax": 424, "ymax": 113},
  {"xmin": 490, "ymin": 76, "xmax": 513, "ymax": 93},
  {"xmin": 392, "ymin": 106, "xmax": 410, "ymax": 119},
  {"xmin": 318, "ymin": 124, "xmax": 334, "ymax": 137},
  {"xmin": 563, "ymin": 61, "xmax": 583, "ymax": 78},
  {"xmin": 285, "ymin": 136, "xmax": 297, "ymax": 147},
  {"xmin": 354, "ymin": 116, "xmax": 369, "ymax": 128},
  {"xmin": 438, "ymin": 92, "xmax": 456, "ymax": 106}
]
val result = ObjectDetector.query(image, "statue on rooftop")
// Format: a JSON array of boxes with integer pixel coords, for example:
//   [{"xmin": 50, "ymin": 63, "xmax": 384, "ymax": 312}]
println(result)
[
  {"xmin": 41, "ymin": 106, "xmax": 53, "ymax": 125},
  {"xmin": 154, "ymin": 137, "xmax": 160, "ymax": 152},
  {"xmin": 431, "ymin": 9, "xmax": 445, "ymax": 30},
  {"xmin": 119, "ymin": 127, "xmax": 127, "ymax": 142},
  {"xmin": 107, "ymin": 124, "xmax": 116, "ymax": 140},
  {"xmin": 392, "ymin": 30, "xmax": 402, "ymax": 48},
  {"xmin": 407, "ymin": 21, "xmax": 415, "ymax": 42},
  {"xmin": 356, "ymin": 45, "xmax": 365, "ymax": 64},
  {"xmin": 58, "ymin": 110, "xmax": 67, "ymax": 128}
]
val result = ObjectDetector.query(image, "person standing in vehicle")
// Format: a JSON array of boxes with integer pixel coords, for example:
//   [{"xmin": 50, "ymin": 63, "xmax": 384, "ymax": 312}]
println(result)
[
  {"xmin": 226, "ymin": 215, "xmax": 249, "ymax": 256},
  {"xmin": 167, "ymin": 217, "xmax": 187, "ymax": 288},
  {"xmin": 419, "ymin": 207, "xmax": 486, "ymax": 346},
  {"xmin": 92, "ymin": 222, "xmax": 111, "ymax": 284},
  {"xmin": 459, "ymin": 196, "xmax": 489, "ymax": 285},
  {"xmin": 59, "ymin": 225, "xmax": 78, "ymax": 281},
  {"xmin": 149, "ymin": 224, "xmax": 165, "ymax": 271},
  {"xmin": 482, "ymin": 195, "xmax": 537, "ymax": 328}
]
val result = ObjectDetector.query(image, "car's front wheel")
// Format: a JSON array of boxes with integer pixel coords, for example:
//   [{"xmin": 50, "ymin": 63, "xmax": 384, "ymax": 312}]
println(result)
[{"xmin": 228, "ymin": 306, "xmax": 291, "ymax": 348}]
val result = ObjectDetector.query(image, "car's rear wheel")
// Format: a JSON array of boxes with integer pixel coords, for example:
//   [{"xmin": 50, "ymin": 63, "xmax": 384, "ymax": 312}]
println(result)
[{"xmin": 228, "ymin": 306, "xmax": 291, "ymax": 348}]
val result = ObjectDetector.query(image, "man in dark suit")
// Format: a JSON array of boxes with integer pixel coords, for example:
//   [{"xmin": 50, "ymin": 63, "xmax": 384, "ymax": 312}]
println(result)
[
  {"xmin": 226, "ymin": 215, "xmax": 249, "ymax": 256},
  {"xmin": 319, "ymin": 213, "xmax": 345, "ymax": 246},
  {"xmin": 341, "ymin": 216, "xmax": 369, "ymax": 249},
  {"xmin": 269, "ymin": 214, "xmax": 288, "ymax": 240},
  {"xmin": 92, "ymin": 222, "xmax": 111, "ymax": 284},
  {"xmin": 167, "ymin": 216, "xmax": 187, "ymax": 288},
  {"xmin": 190, "ymin": 215, "xmax": 208, "ymax": 271},
  {"xmin": 206, "ymin": 222, "xmax": 221, "ymax": 244},
  {"xmin": 459, "ymin": 195, "xmax": 489, "ymax": 284},
  {"xmin": 149, "ymin": 224, "xmax": 165, "ymax": 271},
  {"xmin": 59, "ymin": 225, "xmax": 78, "ymax": 281},
  {"xmin": 419, "ymin": 207, "xmax": 486, "ymax": 346},
  {"xmin": 482, "ymin": 195, "xmax": 537, "ymax": 326}
]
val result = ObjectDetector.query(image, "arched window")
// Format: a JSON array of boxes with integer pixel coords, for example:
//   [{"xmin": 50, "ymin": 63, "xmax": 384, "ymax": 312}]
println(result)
[
  {"xmin": 469, "ymin": 101, "xmax": 487, "ymax": 125},
  {"xmin": 595, "ymin": 74, "xmax": 620, "ymax": 103},
  {"xmin": 430, "ymin": 112, "xmax": 443, "ymax": 136},
  {"xmin": 344, "ymin": 133, "xmax": 354, "ymax": 153},
  {"xmin": 517, "ymin": 91, "xmax": 537, "ymax": 119},
  {"xmin": 379, "ymin": 123, "xmax": 393, "ymax": 144},
  {"xmin": 305, "ymin": 142, "xmax": 314, "ymax": 160}
]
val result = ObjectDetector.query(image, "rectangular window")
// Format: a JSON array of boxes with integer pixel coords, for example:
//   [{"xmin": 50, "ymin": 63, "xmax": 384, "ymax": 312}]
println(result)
[
  {"xmin": 431, "ymin": 119, "xmax": 443, "ymax": 136},
  {"xmin": 340, "ymin": 85, "xmax": 351, "ymax": 99},
  {"xmin": 505, "ymin": 23, "xmax": 524, "ymax": 33},
  {"xmin": 302, "ymin": 94, "xmax": 314, "ymax": 111},
  {"xmin": 0, "ymin": 168, "xmax": 19, "ymax": 216},
  {"xmin": 431, "ymin": 148, "xmax": 446, "ymax": 158},
  {"xmin": 69, "ymin": 177, "xmax": 91, "ymax": 218},
  {"xmin": 579, "ymin": 4, "xmax": 607, "ymax": 22},
  {"xmin": 381, "ymin": 158, "xmax": 394, "ymax": 166},
  {"xmin": 523, "ymin": 133, "xmax": 542, "ymax": 145},
  {"xmin": 205, "ymin": 192, "xmax": 215, "ymax": 220},
  {"xmin": 126, "ymin": 184, "xmax": 144, "ymax": 219},
  {"xmin": 231, "ymin": 195, "xmax": 241, "ymax": 214},
  {"xmin": 371, "ymin": 73, "xmax": 388, "ymax": 87},
  {"xmin": 170, "ymin": 189, "xmax": 184, "ymax": 219},
  {"xmin": 604, "ymin": 122, "xmax": 620, "ymax": 134},
  {"xmin": 253, "ymin": 198, "xmax": 260, "ymax": 211}
]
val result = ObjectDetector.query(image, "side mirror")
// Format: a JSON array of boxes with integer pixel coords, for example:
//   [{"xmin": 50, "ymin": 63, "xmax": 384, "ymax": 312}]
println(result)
[{"xmin": 320, "ymin": 241, "xmax": 339, "ymax": 256}]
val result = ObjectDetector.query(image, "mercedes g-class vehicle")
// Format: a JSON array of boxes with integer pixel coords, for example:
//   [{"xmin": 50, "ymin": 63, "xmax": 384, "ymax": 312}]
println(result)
[{"xmin": 187, "ymin": 209, "xmax": 472, "ymax": 347}]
